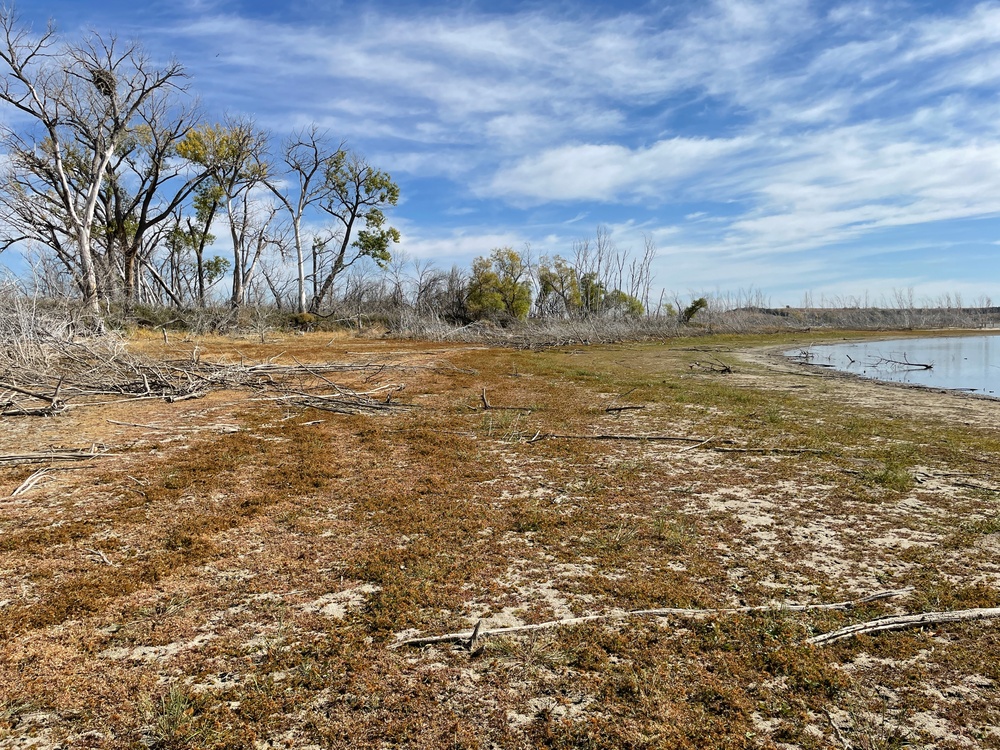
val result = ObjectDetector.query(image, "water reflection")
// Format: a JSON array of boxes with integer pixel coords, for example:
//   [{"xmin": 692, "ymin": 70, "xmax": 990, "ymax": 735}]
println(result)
[{"xmin": 786, "ymin": 335, "xmax": 1000, "ymax": 397}]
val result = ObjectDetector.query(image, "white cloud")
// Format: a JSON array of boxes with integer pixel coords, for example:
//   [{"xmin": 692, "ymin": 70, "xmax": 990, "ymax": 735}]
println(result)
[
  {"xmin": 485, "ymin": 136, "xmax": 753, "ymax": 203},
  {"xmin": 396, "ymin": 228, "xmax": 527, "ymax": 262}
]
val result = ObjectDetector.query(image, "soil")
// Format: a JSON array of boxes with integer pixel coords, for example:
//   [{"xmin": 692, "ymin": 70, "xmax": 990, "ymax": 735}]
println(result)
[{"xmin": 1, "ymin": 330, "xmax": 998, "ymax": 749}]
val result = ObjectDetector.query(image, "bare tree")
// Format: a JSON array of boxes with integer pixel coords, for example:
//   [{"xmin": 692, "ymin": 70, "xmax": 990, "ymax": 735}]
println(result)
[
  {"xmin": 265, "ymin": 125, "xmax": 345, "ymax": 314},
  {"xmin": 0, "ymin": 9, "xmax": 187, "ymax": 315},
  {"xmin": 92, "ymin": 93, "xmax": 207, "ymax": 308}
]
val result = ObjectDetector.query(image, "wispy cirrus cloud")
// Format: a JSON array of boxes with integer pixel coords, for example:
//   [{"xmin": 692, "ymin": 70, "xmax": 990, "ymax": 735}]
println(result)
[{"xmin": 485, "ymin": 137, "xmax": 754, "ymax": 204}]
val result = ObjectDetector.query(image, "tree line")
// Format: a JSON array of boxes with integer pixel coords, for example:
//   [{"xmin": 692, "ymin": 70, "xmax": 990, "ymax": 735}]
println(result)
[
  {"xmin": 0, "ymin": 10, "xmax": 401, "ymax": 317},
  {"xmin": 0, "ymin": 10, "xmax": 663, "ymax": 327}
]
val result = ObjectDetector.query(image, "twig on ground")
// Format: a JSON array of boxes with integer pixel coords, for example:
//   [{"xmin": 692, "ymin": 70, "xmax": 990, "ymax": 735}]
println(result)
[
  {"xmin": 825, "ymin": 710, "xmax": 852, "ymax": 750},
  {"xmin": 11, "ymin": 468, "xmax": 51, "ymax": 496},
  {"xmin": 480, "ymin": 388, "xmax": 533, "ymax": 412},
  {"xmin": 679, "ymin": 435, "xmax": 717, "ymax": 452},
  {"xmin": 83, "ymin": 548, "xmax": 117, "ymax": 567},
  {"xmin": 689, "ymin": 358, "xmax": 733, "ymax": 374}
]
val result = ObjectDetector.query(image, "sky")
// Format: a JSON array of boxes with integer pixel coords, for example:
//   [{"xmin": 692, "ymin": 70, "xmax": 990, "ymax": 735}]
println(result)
[{"xmin": 5, "ymin": 0, "xmax": 1000, "ymax": 306}]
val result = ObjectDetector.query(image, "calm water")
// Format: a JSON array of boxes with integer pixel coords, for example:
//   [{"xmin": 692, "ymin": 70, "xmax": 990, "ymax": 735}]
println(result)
[{"xmin": 786, "ymin": 335, "xmax": 1000, "ymax": 397}]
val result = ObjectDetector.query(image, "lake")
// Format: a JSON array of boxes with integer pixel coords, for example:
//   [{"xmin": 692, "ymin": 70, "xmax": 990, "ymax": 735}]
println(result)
[{"xmin": 786, "ymin": 335, "xmax": 1000, "ymax": 398}]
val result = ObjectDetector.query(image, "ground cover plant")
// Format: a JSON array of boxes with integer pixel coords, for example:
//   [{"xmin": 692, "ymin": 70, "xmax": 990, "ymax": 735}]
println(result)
[{"xmin": 1, "ymin": 328, "xmax": 999, "ymax": 749}]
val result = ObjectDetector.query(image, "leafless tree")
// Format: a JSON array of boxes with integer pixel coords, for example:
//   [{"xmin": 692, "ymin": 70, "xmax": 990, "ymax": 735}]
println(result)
[
  {"xmin": 92, "ymin": 93, "xmax": 207, "ymax": 308},
  {"xmin": 265, "ymin": 125, "xmax": 345, "ymax": 313},
  {"xmin": 0, "ymin": 8, "xmax": 187, "ymax": 315},
  {"xmin": 227, "ymin": 196, "xmax": 285, "ymax": 308}
]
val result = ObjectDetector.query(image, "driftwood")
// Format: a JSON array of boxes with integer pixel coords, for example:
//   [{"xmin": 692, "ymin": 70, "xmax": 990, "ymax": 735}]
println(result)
[
  {"xmin": 711, "ymin": 447, "xmax": 826, "ymax": 455},
  {"xmin": 526, "ymin": 432, "xmax": 718, "ymax": 444},
  {"xmin": 807, "ymin": 606, "xmax": 1000, "ymax": 645},
  {"xmin": 106, "ymin": 420, "xmax": 240, "ymax": 433},
  {"xmin": 1, "ymin": 379, "xmax": 67, "ymax": 416},
  {"xmin": 869, "ymin": 354, "xmax": 933, "ymax": 370},
  {"xmin": 524, "ymin": 432, "xmax": 821, "ymax": 454},
  {"xmin": 1, "ymin": 340, "xmax": 447, "ymax": 417},
  {"xmin": 394, "ymin": 588, "xmax": 913, "ymax": 649},
  {"xmin": 0, "ymin": 448, "xmax": 110, "ymax": 465},
  {"xmin": 1, "ymin": 381, "xmax": 60, "ymax": 403},
  {"xmin": 9, "ymin": 466, "xmax": 82, "ymax": 496}
]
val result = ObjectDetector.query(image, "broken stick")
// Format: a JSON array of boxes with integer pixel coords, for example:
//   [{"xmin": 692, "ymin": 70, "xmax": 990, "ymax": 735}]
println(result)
[
  {"xmin": 807, "ymin": 606, "xmax": 1000, "ymax": 645},
  {"xmin": 394, "ymin": 588, "xmax": 913, "ymax": 649}
]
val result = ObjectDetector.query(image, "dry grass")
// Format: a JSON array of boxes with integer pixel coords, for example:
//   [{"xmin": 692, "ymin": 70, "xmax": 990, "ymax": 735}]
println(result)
[{"xmin": 1, "ymin": 329, "xmax": 999, "ymax": 748}]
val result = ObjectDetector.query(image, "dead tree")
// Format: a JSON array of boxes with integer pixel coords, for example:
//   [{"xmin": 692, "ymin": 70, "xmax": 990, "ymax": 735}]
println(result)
[{"xmin": 0, "ymin": 10, "xmax": 188, "ymax": 315}]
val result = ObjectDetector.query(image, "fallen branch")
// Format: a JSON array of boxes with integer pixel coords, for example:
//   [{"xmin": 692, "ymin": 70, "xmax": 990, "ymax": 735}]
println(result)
[
  {"xmin": 605, "ymin": 405, "xmax": 645, "ymax": 413},
  {"xmin": 526, "ymin": 432, "xmax": 718, "ymax": 444},
  {"xmin": 394, "ymin": 588, "xmax": 913, "ymax": 649},
  {"xmin": 289, "ymin": 391, "xmax": 413, "ymax": 415},
  {"xmin": 523, "ymin": 432, "xmax": 819, "ymax": 454},
  {"xmin": 689, "ymin": 358, "xmax": 733, "ymax": 374},
  {"xmin": 807, "ymin": 606, "xmax": 1000, "ymax": 645},
  {"xmin": 2, "ymin": 340, "xmax": 460, "ymax": 417},
  {"xmin": 680, "ymin": 435, "xmax": 717, "ymax": 452},
  {"xmin": 106, "ymin": 420, "xmax": 239, "ymax": 433},
  {"xmin": 480, "ymin": 388, "xmax": 533, "ymax": 412},
  {"xmin": 0, "ymin": 449, "xmax": 111, "ymax": 465},
  {"xmin": 9, "ymin": 467, "xmax": 74, "ymax": 496},
  {"xmin": 0, "ymin": 381, "xmax": 59, "ymax": 403},
  {"xmin": 11, "ymin": 468, "xmax": 50, "ymax": 496},
  {"xmin": 1, "ymin": 403, "xmax": 69, "ymax": 417},
  {"xmin": 164, "ymin": 391, "xmax": 206, "ymax": 403},
  {"xmin": 711, "ymin": 447, "xmax": 826, "ymax": 455},
  {"xmin": 869, "ymin": 354, "xmax": 933, "ymax": 370}
]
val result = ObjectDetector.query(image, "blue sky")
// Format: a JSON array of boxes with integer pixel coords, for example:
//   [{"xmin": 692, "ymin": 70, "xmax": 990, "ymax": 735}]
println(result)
[{"xmin": 8, "ymin": 0, "xmax": 1000, "ymax": 306}]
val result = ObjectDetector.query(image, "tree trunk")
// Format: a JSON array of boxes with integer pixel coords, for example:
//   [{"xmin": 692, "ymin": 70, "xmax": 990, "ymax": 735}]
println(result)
[
  {"xmin": 293, "ymin": 216, "xmax": 306, "ymax": 314},
  {"xmin": 77, "ymin": 226, "xmax": 101, "ymax": 316},
  {"xmin": 228, "ymin": 198, "xmax": 244, "ymax": 309}
]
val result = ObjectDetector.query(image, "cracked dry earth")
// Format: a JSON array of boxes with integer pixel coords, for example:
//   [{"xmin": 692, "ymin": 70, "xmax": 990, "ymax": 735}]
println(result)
[{"xmin": 1, "ymin": 331, "xmax": 999, "ymax": 749}]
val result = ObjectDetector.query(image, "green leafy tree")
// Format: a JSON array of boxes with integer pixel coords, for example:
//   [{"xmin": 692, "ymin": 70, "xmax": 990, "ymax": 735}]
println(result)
[
  {"xmin": 310, "ymin": 151, "xmax": 400, "ymax": 314},
  {"xmin": 176, "ymin": 118, "xmax": 271, "ymax": 308},
  {"xmin": 681, "ymin": 297, "xmax": 708, "ymax": 323},
  {"xmin": 467, "ymin": 247, "xmax": 532, "ymax": 322},
  {"xmin": 536, "ymin": 255, "xmax": 582, "ymax": 317},
  {"xmin": 604, "ymin": 289, "xmax": 644, "ymax": 318}
]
